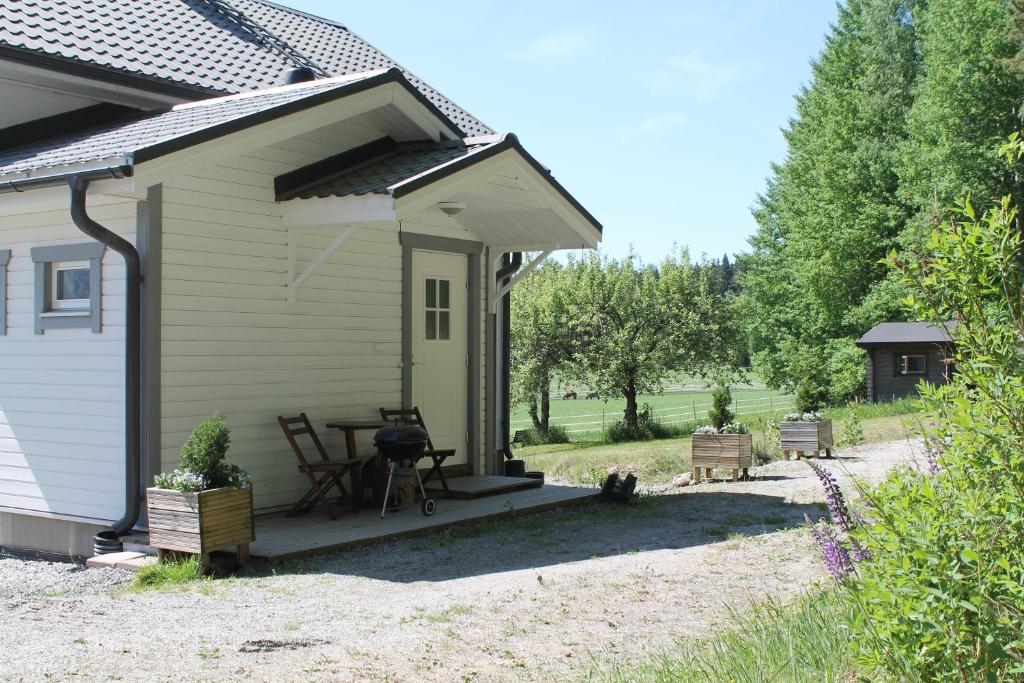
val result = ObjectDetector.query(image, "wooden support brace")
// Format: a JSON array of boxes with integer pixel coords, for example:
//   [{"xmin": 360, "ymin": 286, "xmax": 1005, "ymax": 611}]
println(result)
[
  {"xmin": 287, "ymin": 224, "xmax": 358, "ymax": 302},
  {"xmin": 489, "ymin": 250, "xmax": 552, "ymax": 311}
]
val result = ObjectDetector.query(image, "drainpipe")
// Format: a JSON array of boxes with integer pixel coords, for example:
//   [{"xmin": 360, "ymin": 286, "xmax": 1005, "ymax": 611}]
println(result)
[
  {"xmin": 495, "ymin": 252, "xmax": 522, "ymax": 461},
  {"xmin": 69, "ymin": 177, "xmax": 143, "ymax": 555}
]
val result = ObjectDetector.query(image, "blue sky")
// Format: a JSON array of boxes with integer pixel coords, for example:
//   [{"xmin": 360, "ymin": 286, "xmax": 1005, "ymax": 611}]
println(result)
[{"xmin": 287, "ymin": 0, "xmax": 839, "ymax": 263}]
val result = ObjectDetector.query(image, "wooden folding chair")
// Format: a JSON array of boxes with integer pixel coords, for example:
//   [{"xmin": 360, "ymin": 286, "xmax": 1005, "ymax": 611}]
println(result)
[
  {"xmin": 277, "ymin": 413, "xmax": 362, "ymax": 519},
  {"xmin": 378, "ymin": 407, "xmax": 455, "ymax": 495}
]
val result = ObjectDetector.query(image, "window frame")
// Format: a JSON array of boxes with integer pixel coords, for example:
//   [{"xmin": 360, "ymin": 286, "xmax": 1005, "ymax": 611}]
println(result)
[
  {"xmin": 30, "ymin": 243, "xmax": 105, "ymax": 334},
  {"xmin": 895, "ymin": 353, "xmax": 927, "ymax": 376},
  {"xmin": 424, "ymin": 276, "xmax": 452, "ymax": 342}
]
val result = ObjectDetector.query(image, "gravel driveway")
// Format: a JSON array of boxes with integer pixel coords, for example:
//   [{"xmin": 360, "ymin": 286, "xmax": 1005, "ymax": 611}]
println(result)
[{"xmin": 0, "ymin": 439, "xmax": 921, "ymax": 682}]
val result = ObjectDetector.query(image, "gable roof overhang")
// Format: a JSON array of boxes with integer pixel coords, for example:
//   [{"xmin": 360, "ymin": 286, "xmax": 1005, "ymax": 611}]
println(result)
[
  {"xmin": 0, "ymin": 68, "xmax": 464, "ymax": 195},
  {"xmin": 278, "ymin": 134, "xmax": 602, "ymax": 251}
]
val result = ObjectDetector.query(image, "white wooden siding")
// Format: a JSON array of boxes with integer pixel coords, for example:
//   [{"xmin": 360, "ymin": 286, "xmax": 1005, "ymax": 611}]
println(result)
[
  {"xmin": 160, "ymin": 148, "xmax": 399, "ymax": 512},
  {"xmin": 0, "ymin": 196, "xmax": 134, "ymax": 522},
  {"xmin": 160, "ymin": 156, "xmax": 492, "ymax": 510}
]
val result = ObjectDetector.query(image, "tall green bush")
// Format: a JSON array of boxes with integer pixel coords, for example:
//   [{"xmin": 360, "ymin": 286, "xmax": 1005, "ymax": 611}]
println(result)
[
  {"xmin": 154, "ymin": 414, "xmax": 250, "ymax": 492},
  {"xmin": 708, "ymin": 383, "xmax": 734, "ymax": 430},
  {"xmin": 843, "ymin": 139, "xmax": 1024, "ymax": 679}
]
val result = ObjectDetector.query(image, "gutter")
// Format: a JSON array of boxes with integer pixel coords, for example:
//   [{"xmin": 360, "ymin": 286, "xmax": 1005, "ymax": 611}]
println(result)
[
  {"xmin": 0, "ymin": 166, "xmax": 143, "ymax": 555},
  {"xmin": 495, "ymin": 252, "xmax": 522, "ymax": 461}
]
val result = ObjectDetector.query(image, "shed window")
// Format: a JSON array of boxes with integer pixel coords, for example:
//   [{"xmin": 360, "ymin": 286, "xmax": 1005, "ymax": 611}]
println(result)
[
  {"xmin": 425, "ymin": 277, "xmax": 451, "ymax": 341},
  {"xmin": 30, "ymin": 243, "xmax": 105, "ymax": 334},
  {"xmin": 897, "ymin": 354, "xmax": 926, "ymax": 376}
]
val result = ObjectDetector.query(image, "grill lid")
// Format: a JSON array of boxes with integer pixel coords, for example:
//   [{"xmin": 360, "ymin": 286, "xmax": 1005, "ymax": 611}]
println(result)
[{"xmin": 374, "ymin": 424, "xmax": 428, "ymax": 445}]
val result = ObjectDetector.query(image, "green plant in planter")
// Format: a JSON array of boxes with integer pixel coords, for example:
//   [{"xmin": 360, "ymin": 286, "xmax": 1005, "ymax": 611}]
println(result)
[
  {"xmin": 154, "ymin": 415, "xmax": 250, "ymax": 492},
  {"xmin": 708, "ymin": 382, "xmax": 735, "ymax": 430}
]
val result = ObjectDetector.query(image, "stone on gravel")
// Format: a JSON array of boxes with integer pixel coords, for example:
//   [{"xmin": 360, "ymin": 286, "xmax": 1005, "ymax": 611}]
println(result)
[{"xmin": 672, "ymin": 473, "xmax": 692, "ymax": 487}]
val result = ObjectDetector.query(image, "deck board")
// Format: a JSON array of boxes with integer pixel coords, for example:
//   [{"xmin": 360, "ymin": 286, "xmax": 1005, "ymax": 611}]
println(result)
[
  {"xmin": 426, "ymin": 474, "xmax": 542, "ymax": 498},
  {"xmin": 249, "ymin": 481, "xmax": 600, "ymax": 559}
]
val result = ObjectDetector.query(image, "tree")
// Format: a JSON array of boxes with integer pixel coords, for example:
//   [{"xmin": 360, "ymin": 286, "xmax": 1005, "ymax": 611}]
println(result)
[
  {"xmin": 509, "ymin": 260, "xmax": 571, "ymax": 431},
  {"xmin": 740, "ymin": 0, "xmax": 921, "ymax": 402},
  {"xmin": 565, "ymin": 250, "xmax": 737, "ymax": 433}
]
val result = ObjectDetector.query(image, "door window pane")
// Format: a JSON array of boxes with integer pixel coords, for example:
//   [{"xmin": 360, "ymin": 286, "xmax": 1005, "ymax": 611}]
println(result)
[
  {"xmin": 439, "ymin": 280, "xmax": 450, "ymax": 309},
  {"xmin": 439, "ymin": 311, "xmax": 450, "ymax": 340},
  {"xmin": 426, "ymin": 278, "xmax": 436, "ymax": 308},
  {"xmin": 425, "ymin": 310, "xmax": 436, "ymax": 340}
]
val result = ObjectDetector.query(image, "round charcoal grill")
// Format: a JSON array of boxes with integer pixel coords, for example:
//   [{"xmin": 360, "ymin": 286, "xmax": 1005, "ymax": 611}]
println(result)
[{"xmin": 374, "ymin": 424, "xmax": 436, "ymax": 518}]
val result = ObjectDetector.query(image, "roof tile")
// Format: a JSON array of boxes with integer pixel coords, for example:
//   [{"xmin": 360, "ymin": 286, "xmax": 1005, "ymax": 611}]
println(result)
[{"xmin": 0, "ymin": 0, "xmax": 490, "ymax": 135}]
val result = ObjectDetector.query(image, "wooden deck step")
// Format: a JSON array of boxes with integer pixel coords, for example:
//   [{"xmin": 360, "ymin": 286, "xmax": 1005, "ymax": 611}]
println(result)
[
  {"xmin": 248, "ymin": 482, "xmax": 599, "ymax": 560},
  {"xmin": 426, "ymin": 474, "xmax": 542, "ymax": 499}
]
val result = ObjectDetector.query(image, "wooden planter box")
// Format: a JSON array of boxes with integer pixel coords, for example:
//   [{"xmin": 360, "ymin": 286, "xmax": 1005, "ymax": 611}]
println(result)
[
  {"xmin": 147, "ymin": 486, "xmax": 254, "ymax": 568},
  {"xmin": 780, "ymin": 419, "xmax": 833, "ymax": 459},
  {"xmin": 692, "ymin": 433, "xmax": 752, "ymax": 482}
]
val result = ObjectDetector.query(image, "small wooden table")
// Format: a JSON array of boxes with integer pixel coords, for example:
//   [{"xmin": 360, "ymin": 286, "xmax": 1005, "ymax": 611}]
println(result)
[{"xmin": 325, "ymin": 420, "xmax": 385, "ymax": 509}]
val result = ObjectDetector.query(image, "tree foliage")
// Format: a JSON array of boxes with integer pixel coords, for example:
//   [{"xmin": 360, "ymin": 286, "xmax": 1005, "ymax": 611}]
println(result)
[
  {"xmin": 845, "ymin": 140, "xmax": 1024, "ymax": 678},
  {"xmin": 740, "ymin": 0, "xmax": 1024, "ymax": 404},
  {"xmin": 563, "ymin": 250, "xmax": 737, "ymax": 433},
  {"xmin": 509, "ymin": 260, "xmax": 572, "ymax": 430}
]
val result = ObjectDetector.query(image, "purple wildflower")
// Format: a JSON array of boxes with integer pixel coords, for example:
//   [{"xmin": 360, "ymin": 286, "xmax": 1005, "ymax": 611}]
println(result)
[
  {"xmin": 811, "ymin": 522, "xmax": 854, "ymax": 581},
  {"xmin": 807, "ymin": 461, "xmax": 853, "ymax": 534},
  {"xmin": 923, "ymin": 438, "xmax": 948, "ymax": 476},
  {"xmin": 849, "ymin": 537, "xmax": 872, "ymax": 563}
]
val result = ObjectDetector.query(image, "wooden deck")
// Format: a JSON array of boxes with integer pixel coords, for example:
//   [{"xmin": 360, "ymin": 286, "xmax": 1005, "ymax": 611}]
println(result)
[
  {"xmin": 249, "ymin": 480, "xmax": 599, "ymax": 560},
  {"xmin": 426, "ymin": 474, "xmax": 542, "ymax": 499}
]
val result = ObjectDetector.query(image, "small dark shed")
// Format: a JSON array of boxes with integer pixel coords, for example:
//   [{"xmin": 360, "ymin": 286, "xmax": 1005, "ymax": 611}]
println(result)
[{"xmin": 856, "ymin": 322, "xmax": 957, "ymax": 402}]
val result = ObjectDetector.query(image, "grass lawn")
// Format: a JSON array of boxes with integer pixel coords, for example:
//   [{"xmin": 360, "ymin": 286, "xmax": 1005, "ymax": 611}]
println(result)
[
  {"xmin": 520, "ymin": 402, "xmax": 929, "ymax": 486},
  {"xmin": 602, "ymin": 589, "xmax": 855, "ymax": 683},
  {"xmin": 512, "ymin": 384, "xmax": 794, "ymax": 439}
]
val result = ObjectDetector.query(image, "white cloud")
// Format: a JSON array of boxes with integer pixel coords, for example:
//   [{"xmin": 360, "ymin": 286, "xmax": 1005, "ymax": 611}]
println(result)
[
  {"xmin": 509, "ymin": 27, "xmax": 597, "ymax": 62},
  {"xmin": 646, "ymin": 50, "xmax": 757, "ymax": 104}
]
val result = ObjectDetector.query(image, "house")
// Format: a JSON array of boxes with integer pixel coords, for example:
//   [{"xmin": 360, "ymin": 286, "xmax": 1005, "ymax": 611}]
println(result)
[
  {"xmin": 856, "ymin": 322, "xmax": 957, "ymax": 402},
  {"xmin": 0, "ymin": 1, "xmax": 601, "ymax": 558}
]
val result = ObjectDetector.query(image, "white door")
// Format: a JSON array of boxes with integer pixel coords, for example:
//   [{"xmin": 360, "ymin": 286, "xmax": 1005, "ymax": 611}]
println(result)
[{"xmin": 411, "ymin": 250, "xmax": 468, "ymax": 465}]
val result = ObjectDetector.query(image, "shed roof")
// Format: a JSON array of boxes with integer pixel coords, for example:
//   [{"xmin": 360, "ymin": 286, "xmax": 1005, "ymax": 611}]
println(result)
[
  {"xmin": 856, "ymin": 321, "xmax": 957, "ymax": 347},
  {"xmin": 0, "ymin": 0, "xmax": 490, "ymax": 136},
  {"xmin": 0, "ymin": 69, "xmax": 437, "ymax": 182}
]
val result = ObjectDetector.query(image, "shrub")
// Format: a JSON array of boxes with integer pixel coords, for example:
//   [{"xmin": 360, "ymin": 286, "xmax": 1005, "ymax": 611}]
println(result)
[
  {"xmin": 708, "ymin": 382, "xmax": 734, "ymax": 430},
  {"xmin": 519, "ymin": 424, "xmax": 571, "ymax": 446},
  {"xmin": 838, "ymin": 155, "xmax": 1024, "ymax": 680},
  {"xmin": 606, "ymin": 404, "xmax": 673, "ymax": 442},
  {"xmin": 154, "ymin": 415, "xmax": 250, "ymax": 492},
  {"xmin": 795, "ymin": 380, "xmax": 826, "ymax": 412},
  {"xmin": 837, "ymin": 412, "xmax": 865, "ymax": 448}
]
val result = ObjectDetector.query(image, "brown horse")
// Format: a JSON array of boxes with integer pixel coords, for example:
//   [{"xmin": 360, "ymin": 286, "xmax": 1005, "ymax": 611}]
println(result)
[{"xmin": 563, "ymin": 390, "xmax": 578, "ymax": 400}]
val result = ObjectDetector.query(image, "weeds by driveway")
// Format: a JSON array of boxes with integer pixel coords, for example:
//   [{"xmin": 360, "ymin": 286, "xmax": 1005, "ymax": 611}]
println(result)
[{"xmin": 0, "ymin": 439, "xmax": 919, "ymax": 682}]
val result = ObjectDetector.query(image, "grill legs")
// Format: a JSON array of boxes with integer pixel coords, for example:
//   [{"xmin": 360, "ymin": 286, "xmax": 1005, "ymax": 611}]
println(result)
[{"xmin": 379, "ymin": 459, "xmax": 435, "ymax": 519}]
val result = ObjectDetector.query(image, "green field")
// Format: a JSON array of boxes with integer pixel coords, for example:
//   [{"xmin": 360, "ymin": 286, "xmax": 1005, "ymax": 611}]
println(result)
[{"xmin": 511, "ymin": 382, "xmax": 795, "ymax": 440}]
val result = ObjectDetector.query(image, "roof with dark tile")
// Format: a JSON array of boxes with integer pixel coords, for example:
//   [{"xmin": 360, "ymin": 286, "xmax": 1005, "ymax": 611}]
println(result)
[
  {"xmin": 0, "ymin": 0, "xmax": 491, "ymax": 136},
  {"xmin": 0, "ymin": 70, "xmax": 395, "ymax": 179},
  {"xmin": 857, "ymin": 321, "xmax": 958, "ymax": 347},
  {"xmin": 278, "ymin": 135, "xmax": 506, "ymax": 200}
]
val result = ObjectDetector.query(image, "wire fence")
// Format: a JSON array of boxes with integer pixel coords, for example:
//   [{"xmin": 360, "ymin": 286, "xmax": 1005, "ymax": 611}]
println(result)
[{"xmin": 512, "ymin": 394, "xmax": 796, "ymax": 435}]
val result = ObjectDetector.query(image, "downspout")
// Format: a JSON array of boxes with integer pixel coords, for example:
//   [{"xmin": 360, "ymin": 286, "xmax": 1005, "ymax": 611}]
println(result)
[
  {"xmin": 495, "ymin": 252, "xmax": 522, "ymax": 461},
  {"xmin": 69, "ymin": 177, "xmax": 143, "ymax": 555}
]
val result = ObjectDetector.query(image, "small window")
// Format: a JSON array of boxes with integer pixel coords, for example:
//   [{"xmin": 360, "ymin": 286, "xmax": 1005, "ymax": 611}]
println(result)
[
  {"xmin": 51, "ymin": 261, "xmax": 91, "ymax": 310},
  {"xmin": 424, "ymin": 277, "xmax": 451, "ymax": 341},
  {"xmin": 897, "ymin": 354, "xmax": 926, "ymax": 376},
  {"xmin": 30, "ymin": 243, "xmax": 105, "ymax": 334}
]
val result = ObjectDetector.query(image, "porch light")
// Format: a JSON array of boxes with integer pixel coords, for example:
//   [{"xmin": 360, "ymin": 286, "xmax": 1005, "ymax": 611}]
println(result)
[{"xmin": 437, "ymin": 201, "xmax": 466, "ymax": 216}]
